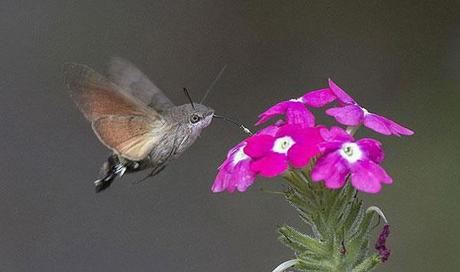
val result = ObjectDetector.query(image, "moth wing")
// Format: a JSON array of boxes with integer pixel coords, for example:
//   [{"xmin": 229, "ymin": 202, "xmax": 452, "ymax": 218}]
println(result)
[
  {"xmin": 108, "ymin": 57, "xmax": 175, "ymax": 112},
  {"xmin": 92, "ymin": 115, "xmax": 166, "ymax": 161},
  {"xmin": 64, "ymin": 63, "xmax": 159, "ymax": 121}
]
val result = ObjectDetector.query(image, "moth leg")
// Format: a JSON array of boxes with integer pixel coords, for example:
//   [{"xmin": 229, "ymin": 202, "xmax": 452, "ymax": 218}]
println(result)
[
  {"xmin": 132, "ymin": 128, "xmax": 181, "ymax": 185},
  {"xmin": 132, "ymin": 164, "xmax": 167, "ymax": 184},
  {"xmin": 132, "ymin": 135, "xmax": 179, "ymax": 185}
]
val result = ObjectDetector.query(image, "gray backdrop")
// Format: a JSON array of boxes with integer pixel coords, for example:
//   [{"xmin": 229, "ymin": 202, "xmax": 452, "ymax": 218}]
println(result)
[{"xmin": 1, "ymin": 0, "xmax": 459, "ymax": 271}]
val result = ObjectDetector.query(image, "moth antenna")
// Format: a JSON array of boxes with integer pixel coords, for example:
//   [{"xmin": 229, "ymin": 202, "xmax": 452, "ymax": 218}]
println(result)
[
  {"xmin": 183, "ymin": 87, "xmax": 195, "ymax": 109},
  {"xmin": 213, "ymin": 114, "xmax": 253, "ymax": 135},
  {"xmin": 200, "ymin": 64, "xmax": 227, "ymax": 104}
]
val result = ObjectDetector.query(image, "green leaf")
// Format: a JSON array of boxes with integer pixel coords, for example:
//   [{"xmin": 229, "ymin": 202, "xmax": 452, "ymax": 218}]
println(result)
[
  {"xmin": 352, "ymin": 254, "xmax": 380, "ymax": 272},
  {"xmin": 278, "ymin": 225, "xmax": 329, "ymax": 256}
]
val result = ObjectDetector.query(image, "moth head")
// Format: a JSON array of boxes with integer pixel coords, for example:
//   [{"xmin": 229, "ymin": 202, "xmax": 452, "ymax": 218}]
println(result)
[
  {"xmin": 185, "ymin": 103, "xmax": 214, "ymax": 129},
  {"xmin": 176, "ymin": 87, "xmax": 214, "ymax": 130}
]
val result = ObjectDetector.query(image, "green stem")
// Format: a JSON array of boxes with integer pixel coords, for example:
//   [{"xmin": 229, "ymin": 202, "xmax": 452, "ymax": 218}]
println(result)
[
  {"xmin": 277, "ymin": 168, "xmax": 386, "ymax": 271},
  {"xmin": 346, "ymin": 125, "xmax": 361, "ymax": 136}
]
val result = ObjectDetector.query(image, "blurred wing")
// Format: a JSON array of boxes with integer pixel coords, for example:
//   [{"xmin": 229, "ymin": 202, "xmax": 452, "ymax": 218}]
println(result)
[
  {"xmin": 92, "ymin": 115, "xmax": 166, "ymax": 161},
  {"xmin": 64, "ymin": 63, "xmax": 165, "ymax": 160},
  {"xmin": 64, "ymin": 63, "xmax": 160, "ymax": 121},
  {"xmin": 108, "ymin": 57, "xmax": 175, "ymax": 112}
]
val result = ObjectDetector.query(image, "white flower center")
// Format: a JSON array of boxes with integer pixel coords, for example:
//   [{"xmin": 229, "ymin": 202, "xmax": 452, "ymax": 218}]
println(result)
[
  {"xmin": 362, "ymin": 107, "xmax": 370, "ymax": 116},
  {"xmin": 289, "ymin": 97, "xmax": 303, "ymax": 103},
  {"xmin": 272, "ymin": 136, "xmax": 295, "ymax": 154},
  {"xmin": 232, "ymin": 145, "xmax": 249, "ymax": 165},
  {"xmin": 339, "ymin": 142, "xmax": 362, "ymax": 163}
]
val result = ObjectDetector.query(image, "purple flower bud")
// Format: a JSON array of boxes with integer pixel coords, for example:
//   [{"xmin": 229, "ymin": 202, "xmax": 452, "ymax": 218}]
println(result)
[{"xmin": 375, "ymin": 224, "xmax": 391, "ymax": 262}]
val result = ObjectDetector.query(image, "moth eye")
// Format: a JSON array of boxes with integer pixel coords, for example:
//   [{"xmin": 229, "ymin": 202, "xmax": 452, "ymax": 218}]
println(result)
[{"xmin": 190, "ymin": 114, "xmax": 201, "ymax": 124}]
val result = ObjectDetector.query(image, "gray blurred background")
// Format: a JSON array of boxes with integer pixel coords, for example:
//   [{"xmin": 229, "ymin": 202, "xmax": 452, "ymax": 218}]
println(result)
[{"xmin": 1, "ymin": 0, "xmax": 459, "ymax": 271}]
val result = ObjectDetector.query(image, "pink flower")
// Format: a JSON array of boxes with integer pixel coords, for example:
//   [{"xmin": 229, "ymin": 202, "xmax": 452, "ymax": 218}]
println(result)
[
  {"xmin": 311, "ymin": 127, "xmax": 392, "ymax": 193},
  {"xmin": 255, "ymin": 88, "xmax": 336, "ymax": 128},
  {"xmin": 211, "ymin": 141, "xmax": 256, "ymax": 193},
  {"xmin": 326, "ymin": 79, "xmax": 414, "ymax": 136},
  {"xmin": 256, "ymin": 100, "xmax": 315, "ymax": 128},
  {"xmin": 211, "ymin": 125, "xmax": 280, "ymax": 193},
  {"xmin": 302, "ymin": 88, "xmax": 337, "ymax": 107},
  {"xmin": 244, "ymin": 125, "xmax": 323, "ymax": 177}
]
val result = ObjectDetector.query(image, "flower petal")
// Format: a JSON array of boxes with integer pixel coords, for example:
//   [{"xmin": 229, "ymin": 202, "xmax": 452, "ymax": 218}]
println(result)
[
  {"xmin": 223, "ymin": 141, "xmax": 246, "ymax": 160},
  {"xmin": 319, "ymin": 141, "xmax": 343, "ymax": 153},
  {"xmin": 323, "ymin": 160, "xmax": 349, "ymax": 189},
  {"xmin": 311, "ymin": 151, "xmax": 344, "ymax": 182},
  {"xmin": 212, "ymin": 169, "xmax": 232, "ymax": 192},
  {"xmin": 250, "ymin": 153, "xmax": 288, "ymax": 177},
  {"xmin": 255, "ymin": 101, "xmax": 290, "ymax": 126},
  {"xmin": 277, "ymin": 125, "xmax": 323, "ymax": 145},
  {"xmin": 244, "ymin": 135, "xmax": 274, "ymax": 158},
  {"xmin": 233, "ymin": 160, "xmax": 257, "ymax": 192},
  {"xmin": 320, "ymin": 126, "xmax": 354, "ymax": 142},
  {"xmin": 212, "ymin": 143, "xmax": 249, "ymax": 193},
  {"xmin": 286, "ymin": 103, "xmax": 315, "ymax": 127},
  {"xmin": 356, "ymin": 138, "xmax": 384, "ymax": 163},
  {"xmin": 301, "ymin": 88, "xmax": 336, "ymax": 108},
  {"xmin": 257, "ymin": 124, "xmax": 281, "ymax": 136},
  {"xmin": 326, "ymin": 105, "xmax": 364, "ymax": 126},
  {"xmin": 256, "ymin": 101, "xmax": 315, "ymax": 127},
  {"xmin": 363, "ymin": 114, "xmax": 392, "ymax": 135},
  {"xmin": 287, "ymin": 143, "xmax": 320, "ymax": 168},
  {"xmin": 212, "ymin": 160, "xmax": 256, "ymax": 193},
  {"xmin": 365, "ymin": 114, "xmax": 414, "ymax": 136},
  {"xmin": 384, "ymin": 117, "xmax": 414, "ymax": 136},
  {"xmin": 328, "ymin": 79, "xmax": 356, "ymax": 104},
  {"xmin": 350, "ymin": 160, "xmax": 393, "ymax": 193},
  {"xmin": 317, "ymin": 126, "xmax": 349, "ymax": 152}
]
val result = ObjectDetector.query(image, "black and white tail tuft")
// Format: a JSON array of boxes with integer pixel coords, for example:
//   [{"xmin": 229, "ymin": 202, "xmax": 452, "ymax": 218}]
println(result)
[{"xmin": 94, "ymin": 155, "xmax": 126, "ymax": 193}]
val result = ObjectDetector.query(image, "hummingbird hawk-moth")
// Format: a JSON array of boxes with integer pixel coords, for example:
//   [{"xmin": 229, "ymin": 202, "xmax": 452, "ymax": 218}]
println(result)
[{"xmin": 64, "ymin": 58, "xmax": 218, "ymax": 192}]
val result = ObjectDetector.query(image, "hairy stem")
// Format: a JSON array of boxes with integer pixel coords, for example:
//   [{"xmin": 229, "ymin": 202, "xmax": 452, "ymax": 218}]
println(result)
[{"xmin": 277, "ymin": 169, "xmax": 386, "ymax": 271}]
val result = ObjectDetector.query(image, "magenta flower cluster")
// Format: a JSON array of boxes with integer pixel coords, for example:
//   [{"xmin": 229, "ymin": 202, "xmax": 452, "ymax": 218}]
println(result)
[{"xmin": 212, "ymin": 79, "xmax": 413, "ymax": 194}]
